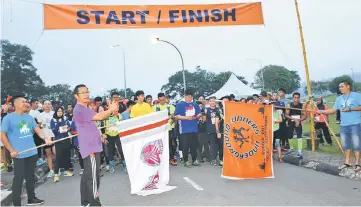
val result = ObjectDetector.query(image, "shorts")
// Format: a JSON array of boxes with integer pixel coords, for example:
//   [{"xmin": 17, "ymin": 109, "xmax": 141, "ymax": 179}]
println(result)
[
  {"xmin": 43, "ymin": 137, "xmax": 54, "ymax": 150},
  {"xmin": 273, "ymin": 130, "xmax": 280, "ymax": 148},
  {"xmin": 340, "ymin": 124, "xmax": 361, "ymax": 151}
]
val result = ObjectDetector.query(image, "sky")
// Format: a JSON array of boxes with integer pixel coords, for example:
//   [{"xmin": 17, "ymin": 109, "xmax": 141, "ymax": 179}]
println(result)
[{"xmin": 1, "ymin": 0, "xmax": 360, "ymax": 98}]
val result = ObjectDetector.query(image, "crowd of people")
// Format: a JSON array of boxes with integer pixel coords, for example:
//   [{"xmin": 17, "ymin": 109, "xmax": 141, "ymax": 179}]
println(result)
[{"xmin": 0, "ymin": 81, "xmax": 360, "ymax": 206}]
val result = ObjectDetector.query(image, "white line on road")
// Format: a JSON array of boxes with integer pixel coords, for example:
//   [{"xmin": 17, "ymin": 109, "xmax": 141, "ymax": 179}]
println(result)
[{"xmin": 183, "ymin": 177, "xmax": 204, "ymax": 191}]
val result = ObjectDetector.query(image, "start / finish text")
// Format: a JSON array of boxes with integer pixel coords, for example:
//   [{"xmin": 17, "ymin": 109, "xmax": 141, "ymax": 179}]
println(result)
[
  {"xmin": 43, "ymin": 3, "xmax": 264, "ymax": 30},
  {"xmin": 76, "ymin": 9, "xmax": 237, "ymax": 25}
]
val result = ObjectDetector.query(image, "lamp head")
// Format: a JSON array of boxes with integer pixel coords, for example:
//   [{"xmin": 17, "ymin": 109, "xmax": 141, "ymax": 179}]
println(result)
[{"xmin": 151, "ymin": 35, "xmax": 160, "ymax": 44}]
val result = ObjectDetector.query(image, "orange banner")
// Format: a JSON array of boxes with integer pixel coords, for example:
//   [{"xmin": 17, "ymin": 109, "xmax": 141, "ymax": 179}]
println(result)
[
  {"xmin": 222, "ymin": 102, "xmax": 274, "ymax": 179},
  {"xmin": 43, "ymin": 3, "xmax": 264, "ymax": 30}
]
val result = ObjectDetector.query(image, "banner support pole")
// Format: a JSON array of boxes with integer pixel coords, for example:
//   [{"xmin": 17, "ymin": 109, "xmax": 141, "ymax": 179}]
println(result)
[{"xmin": 294, "ymin": 0, "xmax": 316, "ymax": 152}]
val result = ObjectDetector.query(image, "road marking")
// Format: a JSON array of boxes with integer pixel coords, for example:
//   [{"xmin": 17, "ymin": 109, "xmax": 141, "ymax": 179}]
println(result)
[{"xmin": 183, "ymin": 177, "xmax": 204, "ymax": 191}]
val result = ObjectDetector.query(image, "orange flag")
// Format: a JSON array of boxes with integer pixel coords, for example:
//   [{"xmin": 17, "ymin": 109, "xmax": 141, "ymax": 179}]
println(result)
[{"xmin": 222, "ymin": 102, "xmax": 274, "ymax": 179}]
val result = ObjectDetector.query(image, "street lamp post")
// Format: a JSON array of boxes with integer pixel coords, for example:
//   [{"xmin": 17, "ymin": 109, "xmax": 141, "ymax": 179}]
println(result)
[
  {"xmin": 152, "ymin": 36, "xmax": 186, "ymax": 93},
  {"xmin": 246, "ymin": 58, "xmax": 264, "ymax": 90},
  {"xmin": 110, "ymin": 45, "xmax": 127, "ymax": 98},
  {"xmin": 351, "ymin": 68, "xmax": 356, "ymax": 91}
]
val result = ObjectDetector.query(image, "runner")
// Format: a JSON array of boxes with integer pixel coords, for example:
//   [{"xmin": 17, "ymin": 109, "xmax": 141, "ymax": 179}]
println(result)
[
  {"xmin": 50, "ymin": 106, "xmax": 73, "ymax": 183},
  {"xmin": 277, "ymin": 88, "xmax": 290, "ymax": 150},
  {"xmin": 72, "ymin": 84, "xmax": 118, "ymax": 206},
  {"xmin": 175, "ymin": 89, "xmax": 202, "ymax": 168},
  {"xmin": 1, "ymin": 95, "xmax": 53, "ymax": 206},
  {"xmin": 130, "ymin": 90, "xmax": 152, "ymax": 118},
  {"xmin": 285, "ymin": 92, "xmax": 308, "ymax": 159},
  {"xmin": 153, "ymin": 93, "xmax": 177, "ymax": 166},
  {"xmin": 105, "ymin": 92, "xmax": 126, "ymax": 173},
  {"xmin": 121, "ymin": 100, "xmax": 135, "ymax": 120},
  {"xmin": 37, "ymin": 100, "xmax": 55, "ymax": 178},
  {"xmin": 203, "ymin": 97, "xmax": 221, "ymax": 166},
  {"xmin": 272, "ymin": 101, "xmax": 284, "ymax": 162},
  {"xmin": 197, "ymin": 101, "xmax": 209, "ymax": 163}
]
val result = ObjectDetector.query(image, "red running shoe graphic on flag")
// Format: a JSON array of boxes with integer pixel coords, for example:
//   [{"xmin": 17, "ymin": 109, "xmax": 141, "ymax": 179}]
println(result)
[{"xmin": 141, "ymin": 139, "xmax": 164, "ymax": 166}]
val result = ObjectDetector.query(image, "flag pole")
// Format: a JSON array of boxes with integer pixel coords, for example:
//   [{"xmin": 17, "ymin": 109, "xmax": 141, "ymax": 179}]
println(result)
[{"xmin": 294, "ymin": 0, "xmax": 316, "ymax": 152}]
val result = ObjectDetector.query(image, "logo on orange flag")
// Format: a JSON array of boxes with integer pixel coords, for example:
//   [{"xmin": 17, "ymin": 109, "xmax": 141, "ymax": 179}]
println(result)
[{"xmin": 222, "ymin": 102, "xmax": 274, "ymax": 179}]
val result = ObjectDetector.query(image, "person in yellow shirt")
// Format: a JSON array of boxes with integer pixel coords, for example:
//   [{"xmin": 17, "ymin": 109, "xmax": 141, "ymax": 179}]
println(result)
[
  {"xmin": 152, "ymin": 93, "xmax": 177, "ymax": 166},
  {"xmin": 130, "ymin": 90, "xmax": 152, "ymax": 118},
  {"xmin": 105, "ymin": 92, "xmax": 125, "ymax": 173}
]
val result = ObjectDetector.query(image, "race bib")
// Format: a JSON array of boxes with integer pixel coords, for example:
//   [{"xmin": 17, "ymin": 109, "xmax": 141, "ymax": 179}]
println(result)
[
  {"xmin": 211, "ymin": 118, "xmax": 216, "ymax": 124},
  {"xmin": 59, "ymin": 126, "xmax": 68, "ymax": 133},
  {"xmin": 291, "ymin": 115, "xmax": 300, "ymax": 122},
  {"xmin": 185, "ymin": 107, "xmax": 195, "ymax": 117},
  {"xmin": 314, "ymin": 116, "xmax": 320, "ymax": 122},
  {"xmin": 42, "ymin": 123, "xmax": 50, "ymax": 129}
]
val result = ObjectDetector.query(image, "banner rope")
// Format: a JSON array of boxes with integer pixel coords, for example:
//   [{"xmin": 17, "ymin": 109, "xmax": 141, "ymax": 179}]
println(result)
[
  {"xmin": 18, "ymin": 125, "xmax": 110, "ymax": 155},
  {"xmin": 309, "ymin": 100, "xmax": 344, "ymax": 154}
]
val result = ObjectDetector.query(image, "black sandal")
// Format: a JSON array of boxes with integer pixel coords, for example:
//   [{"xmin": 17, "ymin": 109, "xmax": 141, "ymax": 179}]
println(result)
[
  {"xmin": 339, "ymin": 163, "xmax": 352, "ymax": 170},
  {"xmin": 354, "ymin": 165, "xmax": 361, "ymax": 172}
]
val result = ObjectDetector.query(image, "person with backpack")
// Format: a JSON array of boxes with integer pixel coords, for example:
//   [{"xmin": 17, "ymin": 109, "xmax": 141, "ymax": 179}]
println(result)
[{"xmin": 153, "ymin": 93, "xmax": 177, "ymax": 166}]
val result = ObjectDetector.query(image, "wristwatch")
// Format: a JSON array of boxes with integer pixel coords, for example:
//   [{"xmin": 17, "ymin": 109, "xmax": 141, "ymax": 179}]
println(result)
[{"xmin": 348, "ymin": 107, "xmax": 352, "ymax": 112}]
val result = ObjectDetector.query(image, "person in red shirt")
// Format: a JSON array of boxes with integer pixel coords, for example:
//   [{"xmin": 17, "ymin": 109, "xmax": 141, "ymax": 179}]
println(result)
[{"xmin": 310, "ymin": 97, "xmax": 332, "ymax": 145}]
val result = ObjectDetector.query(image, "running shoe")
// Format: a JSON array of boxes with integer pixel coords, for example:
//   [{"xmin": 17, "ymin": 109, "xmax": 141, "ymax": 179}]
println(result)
[{"xmin": 47, "ymin": 170, "xmax": 54, "ymax": 178}]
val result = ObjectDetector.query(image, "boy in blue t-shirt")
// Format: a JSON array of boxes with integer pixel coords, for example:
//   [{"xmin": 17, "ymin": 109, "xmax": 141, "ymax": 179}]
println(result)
[{"xmin": 175, "ymin": 89, "xmax": 202, "ymax": 168}]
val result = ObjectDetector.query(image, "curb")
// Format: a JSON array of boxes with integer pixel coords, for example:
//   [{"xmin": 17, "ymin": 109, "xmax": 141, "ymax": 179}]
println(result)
[
  {"xmin": 1, "ymin": 164, "xmax": 50, "ymax": 206},
  {"xmin": 282, "ymin": 155, "xmax": 361, "ymax": 181}
]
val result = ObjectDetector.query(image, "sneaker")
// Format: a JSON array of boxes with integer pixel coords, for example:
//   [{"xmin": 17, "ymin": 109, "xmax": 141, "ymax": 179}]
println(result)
[
  {"xmin": 278, "ymin": 158, "xmax": 283, "ymax": 163},
  {"xmin": 184, "ymin": 161, "xmax": 192, "ymax": 168},
  {"xmin": 27, "ymin": 197, "xmax": 45, "ymax": 206},
  {"xmin": 7, "ymin": 166, "xmax": 13, "ymax": 172},
  {"xmin": 36, "ymin": 159, "xmax": 44, "ymax": 166},
  {"xmin": 47, "ymin": 170, "xmax": 54, "ymax": 178},
  {"xmin": 297, "ymin": 152, "xmax": 303, "ymax": 160},
  {"xmin": 180, "ymin": 158, "xmax": 185, "ymax": 164},
  {"xmin": 285, "ymin": 149, "xmax": 294, "ymax": 155},
  {"xmin": 109, "ymin": 167, "xmax": 115, "ymax": 173},
  {"xmin": 63, "ymin": 171, "xmax": 74, "ymax": 177},
  {"xmin": 121, "ymin": 160, "xmax": 127, "ymax": 169},
  {"xmin": 281, "ymin": 146, "xmax": 288, "ymax": 152},
  {"xmin": 79, "ymin": 169, "xmax": 84, "ymax": 175},
  {"xmin": 170, "ymin": 160, "xmax": 177, "ymax": 166},
  {"xmin": 219, "ymin": 160, "xmax": 223, "ymax": 166},
  {"xmin": 105, "ymin": 165, "xmax": 110, "ymax": 172},
  {"xmin": 209, "ymin": 160, "xmax": 216, "ymax": 166},
  {"xmin": 53, "ymin": 175, "xmax": 59, "ymax": 183},
  {"xmin": 192, "ymin": 160, "xmax": 201, "ymax": 166},
  {"xmin": 100, "ymin": 170, "xmax": 104, "ymax": 177}
]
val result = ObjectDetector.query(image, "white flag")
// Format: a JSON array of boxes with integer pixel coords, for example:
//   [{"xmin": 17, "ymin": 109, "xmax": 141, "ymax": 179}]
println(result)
[{"xmin": 118, "ymin": 110, "xmax": 177, "ymax": 196}]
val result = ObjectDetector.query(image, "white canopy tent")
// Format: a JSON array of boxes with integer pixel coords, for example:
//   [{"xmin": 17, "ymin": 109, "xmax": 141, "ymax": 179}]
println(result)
[{"xmin": 207, "ymin": 73, "xmax": 259, "ymax": 99}]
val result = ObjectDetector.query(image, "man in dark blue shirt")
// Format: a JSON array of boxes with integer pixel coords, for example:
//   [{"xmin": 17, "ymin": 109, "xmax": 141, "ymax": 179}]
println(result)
[{"xmin": 175, "ymin": 89, "xmax": 202, "ymax": 168}]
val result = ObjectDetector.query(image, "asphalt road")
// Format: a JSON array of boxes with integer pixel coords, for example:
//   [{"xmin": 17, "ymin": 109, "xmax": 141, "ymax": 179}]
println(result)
[{"xmin": 22, "ymin": 162, "xmax": 361, "ymax": 206}]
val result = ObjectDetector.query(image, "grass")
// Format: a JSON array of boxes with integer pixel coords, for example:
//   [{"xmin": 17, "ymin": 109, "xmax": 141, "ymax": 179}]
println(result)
[{"xmin": 301, "ymin": 94, "xmax": 344, "ymax": 155}]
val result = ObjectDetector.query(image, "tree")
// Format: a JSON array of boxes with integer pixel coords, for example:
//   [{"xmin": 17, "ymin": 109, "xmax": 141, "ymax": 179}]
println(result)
[
  {"xmin": 106, "ymin": 88, "xmax": 135, "ymax": 98},
  {"xmin": 1, "ymin": 40, "xmax": 47, "ymax": 98},
  {"xmin": 328, "ymin": 75, "xmax": 354, "ymax": 93},
  {"xmin": 304, "ymin": 80, "xmax": 330, "ymax": 95},
  {"xmin": 252, "ymin": 65, "xmax": 301, "ymax": 93},
  {"xmin": 41, "ymin": 84, "xmax": 74, "ymax": 106},
  {"xmin": 161, "ymin": 68, "xmax": 248, "ymax": 99},
  {"xmin": 355, "ymin": 82, "xmax": 361, "ymax": 92}
]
